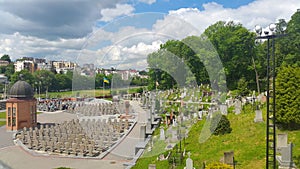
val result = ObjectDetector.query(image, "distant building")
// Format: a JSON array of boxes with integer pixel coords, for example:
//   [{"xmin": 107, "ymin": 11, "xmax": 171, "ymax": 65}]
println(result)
[
  {"xmin": 36, "ymin": 62, "xmax": 52, "ymax": 71},
  {"xmin": 14, "ymin": 60, "xmax": 35, "ymax": 73},
  {"xmin": 6, "ymin": 80, "xmax": 37, "ymax": 131},
  {"xmin": 51, "ymin": 61, "xmax": 77, "ymax": 74},
  {"xmin": 0, "ymin": 60, "xmax": 9, "ymax": 67}
]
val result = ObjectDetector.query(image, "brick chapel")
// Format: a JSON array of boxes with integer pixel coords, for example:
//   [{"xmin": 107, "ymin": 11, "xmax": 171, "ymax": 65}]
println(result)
[{"xmin": 6, "ymin": 80, "xmax": 37, "ymax": 131}]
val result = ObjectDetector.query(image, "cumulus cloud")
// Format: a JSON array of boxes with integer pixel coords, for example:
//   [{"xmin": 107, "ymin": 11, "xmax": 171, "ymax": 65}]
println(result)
[
  {"xmin": 138, "ymin": 0, "xmax": 156, "ymax": 5},
  {"xmin": 0, "ymin": 0, "xmax": 123, "ymax": 39},
  {"xmin": 0, "ymin": 0, "xmax": 299, "ymax": 70},
  {"xmin": 0, "ymin": 32, "xmax": 86, "ymax": 61},
  {"xmin": 168, "ymin": 0, "xmax": 300, "ymax": 33},
  {"xmin": 100, "ymin": 4, "xmax": 135, "ymax": 22}
]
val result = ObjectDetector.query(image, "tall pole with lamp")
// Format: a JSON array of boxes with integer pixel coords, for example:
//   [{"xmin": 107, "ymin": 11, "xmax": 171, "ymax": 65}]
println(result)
[{"xmin": 254, "ymin": 21, "xmax": 287, "ymax": 169}]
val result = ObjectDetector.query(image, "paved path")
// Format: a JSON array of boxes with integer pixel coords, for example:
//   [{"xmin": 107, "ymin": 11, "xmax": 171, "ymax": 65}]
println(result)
[
  {"xmin": 0, "ymin": 146, "xmax": 124, "ymax": 169},
  {"xmin": 0, "ymin": 126, "xmax": 15, "ymax": 149}
]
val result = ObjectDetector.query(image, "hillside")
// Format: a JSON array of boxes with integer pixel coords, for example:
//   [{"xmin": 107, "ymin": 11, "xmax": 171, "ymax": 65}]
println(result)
[{"xmin": 133, "ymin": 105, "xmax": 300, "ymax": 168}]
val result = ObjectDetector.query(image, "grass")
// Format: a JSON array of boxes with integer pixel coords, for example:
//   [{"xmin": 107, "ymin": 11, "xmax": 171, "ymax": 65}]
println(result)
[
  {"xmin": 35, "ymin": 86, "xmax": 143, "ymax": 98},
  {"xmin": 0, "ymin": 112, "xmax": 5, "ymax": 118},
  {"xmin": 0, "ymin": 121, "xmax": 5, "ymax": 127},
  {"xmin": 133, "ymin": 104, "xmax": 300, "ymax": 169}
]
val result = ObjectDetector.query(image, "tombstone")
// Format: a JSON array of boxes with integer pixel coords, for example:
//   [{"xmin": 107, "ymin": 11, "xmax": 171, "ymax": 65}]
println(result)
[
  {"xmin": 184, "ymin": 152, "xmax": 195, "ymax": 169},
  {"xmin": 27, "ymin": 139, "xmax": 32, "ymax": 149},
  {"xmin": 88, "ymin": 144, "xmax": 93, "ymax": 157},
  {"xmin": 20, "ymin": 132, "xmax": 25, "ymax": 141},
  {"xmin": 277, "ymin": 133, "xmax": 288, "ymax": 148},
  {"xmin": 234, "ymin": 100, "xmax": 242, "ymax": 115},
  {"xmin": 277, "ymin": 143, "xmax": 296, "ymax": 168},
  {"xmin": 198, "ymin": 111, "xmax": 203, "ymax": 120},
  {"xmin": 224, "ymin": 151, "xmax": 234, "ymax": 166},
  {"xmin": 219, "ymin": 104, "xmax": 228, "ymax": 115},
  {"xmin": 49, "ymin": 141, "xmax": 54, "ymax": 152},
  {"xmin": 171, "ymin": 129, "xmax": 178, "ymax": 142},
  {"xmin": 72, "ymin": 143, "xmax": 77, "ymax": 155},
  {"xmin": 41, "ymin": 141, "xmax": 46, "ymax": 151},
  {"xmin": 148, "ymin": 164, "xmax": 156, "ymax": 169},
  {"xmin": 254, "ymin": 109, "xmax": 263, "ymax": 123},
  {"xmin": 79, "ymin": 144, "xmax": 85, "ymax": 156},
  {"xmin": 65, "ymin": 142, "xmax": 70, "ymax": 154},
  {"xmin": 159, "ymin": 128, "xmax": 165, "ymax": 140},
  {"xmin": 139, "ymin": 125, "xmax": 146, "ymax": 141}
]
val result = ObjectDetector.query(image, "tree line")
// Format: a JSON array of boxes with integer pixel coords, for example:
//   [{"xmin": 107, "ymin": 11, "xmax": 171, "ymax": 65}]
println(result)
[{"xmin": 147, "ymin": 10, "xmax": 300, "ymax": 129}]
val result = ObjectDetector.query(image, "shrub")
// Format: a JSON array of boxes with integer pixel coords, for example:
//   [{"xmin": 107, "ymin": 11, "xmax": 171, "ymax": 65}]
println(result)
[{"xmin": 210, "ymin": 113, "xmax": 232, "ymax": 135}]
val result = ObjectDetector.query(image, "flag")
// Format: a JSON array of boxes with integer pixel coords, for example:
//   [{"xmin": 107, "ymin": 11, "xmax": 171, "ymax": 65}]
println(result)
[{"xmin": 103, "ymin": 77, "xmax": 109, "ymax": 84}]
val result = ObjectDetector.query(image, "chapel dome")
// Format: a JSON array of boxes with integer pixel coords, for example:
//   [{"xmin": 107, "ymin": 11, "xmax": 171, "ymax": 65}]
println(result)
[{"xmin": 9, "ymin": 80, "xmax": 34, "ymax": 99}]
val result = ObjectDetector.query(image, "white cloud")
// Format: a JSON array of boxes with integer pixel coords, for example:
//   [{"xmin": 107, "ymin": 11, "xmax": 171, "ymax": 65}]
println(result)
[
  {"xmin": 100, "ymin": 4, "xmax": 135, "ymax": 22},
  {"xmin": 138, "ymin": 0, "xmax": 156, "ymax": 5},
  {"xmin": 1, "ymin": 0, "xmax": 299, "ymax": 71},
  {"xmin": 168, "ymin": 0, "xmax": 300, "ymax": 33},
  {"xmin": 0, "ymin": 32, "xmax": 86, "ymax": 61}
]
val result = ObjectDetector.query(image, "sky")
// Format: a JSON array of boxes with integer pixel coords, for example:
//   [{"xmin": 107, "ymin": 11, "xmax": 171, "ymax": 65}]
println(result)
[{"xmin": 0, "ymin": 0, "xmax": 299, "ymax": 70}]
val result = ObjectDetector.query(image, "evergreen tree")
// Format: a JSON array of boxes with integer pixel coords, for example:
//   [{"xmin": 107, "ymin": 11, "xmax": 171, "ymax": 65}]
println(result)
[
  {"xmin": 276, "ymin": 65, "xmax": 300, "ymax": 130},
  {"xmin": 210, "ymin": 113, "xmax": 232, "ymax": 135}
]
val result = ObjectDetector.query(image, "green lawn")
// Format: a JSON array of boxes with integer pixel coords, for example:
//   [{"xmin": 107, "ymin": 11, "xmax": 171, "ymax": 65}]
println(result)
[
  {"xmin": 0, "ymin": 112, "xmax": 5, "ymax": 118},
  {"xmin": 35, "ymin": 86, "xmax": 143, "ymax": 98},
  {"xmin": 0, "ymin": 121, "xmax": 5, "ymax": 127},
  {"xmin": 133, "ymin": 104, "xmax": 300, "ymax": 169}
]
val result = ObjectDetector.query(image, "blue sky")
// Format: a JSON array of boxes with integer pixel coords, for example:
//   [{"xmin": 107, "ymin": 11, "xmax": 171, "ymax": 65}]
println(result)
[
  {"xmin": 134, "ymin": 0, "xmax": 254, "ymax": 13},
  {"xmin": 0, "ymin": 0, "xmax": 299, "ymax": 69}
]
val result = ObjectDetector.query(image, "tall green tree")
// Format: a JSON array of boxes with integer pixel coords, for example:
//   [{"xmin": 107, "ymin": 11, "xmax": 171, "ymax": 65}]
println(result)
[
  {"xmin": 276, "ymin": 10, "xmax": 300, "ymax": 67},
  {"xmin": 204, "ymin": 21, "xmax": 256, "ymax": 91},
  {"xmin": 33, "ymin": 70, "xmax": 56, "ymax": 93},
  {"xmin": 276, "ymin": 65, "xmax": 300, "ymax": 130},
  {"xmin": 0, "ymin": 54, "xmax": 11, "ymax": 63},
  {"xmin": 10, "ymin": 70, "xmax": 34, "ymax": 85}
]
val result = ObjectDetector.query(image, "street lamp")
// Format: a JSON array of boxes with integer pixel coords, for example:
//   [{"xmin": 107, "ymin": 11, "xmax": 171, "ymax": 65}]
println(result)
[{"xmin": 255, "ymin": 22, "xmax": 287, "ymax": 169}]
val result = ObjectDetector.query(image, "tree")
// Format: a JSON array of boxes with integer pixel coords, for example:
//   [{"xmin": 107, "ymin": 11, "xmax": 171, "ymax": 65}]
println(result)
[
  {"xmin": 10, "ymin": 70, "xmax": 34, "ymax": 85},
  {"xmin": 276, "ymin": 65, "xmax": 300, "ymax": 130},
  {"xmin": 147, "ymin": 39, "xmax": 206, "ymax": 90},
  {"xmin": 33, "ymin": 70, "xmax": 56, "ymax": 95},
  {"xmin": 210, "ymin": 113, "xmax": 232, "ymax": 135},
  {"xmin": 276, "ymin": 10, "xmax": 300, "ymax": 67},
  {"xmin": 54, "ymin": 74, "xmax": 72, "ymax": 91},
  {"xmin": 204, "ymin": 21, "xmax": 256, "ymax": 91},
  {"xmin": 4, "ymin": 63, "xmax": 15, "ymax": 81},
  {"xmin": 1, "ymin": 54, "xmax": 11, "ymax": 63},
  {"xmin": 237, "ymin": 77, "xmax": 250, "ymax": 96}
]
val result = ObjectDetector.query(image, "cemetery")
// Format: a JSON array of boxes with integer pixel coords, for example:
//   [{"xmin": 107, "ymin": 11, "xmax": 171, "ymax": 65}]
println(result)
[
  {"xmin": 15, "ymin": 100, "xmax": 135, "ymax": 158},
  {"xmin": 0, "ymin": 80, "xmax": 299, "ymax": 169},
  {"xmin": 0, "ymin": 8, "xmax": 299, "ymax": 169}
]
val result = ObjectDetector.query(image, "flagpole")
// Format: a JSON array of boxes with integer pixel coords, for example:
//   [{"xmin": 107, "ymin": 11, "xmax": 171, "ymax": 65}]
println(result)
[{"xmin": 103, "ymin": 78, "xmax": 104, "ymax": 99}]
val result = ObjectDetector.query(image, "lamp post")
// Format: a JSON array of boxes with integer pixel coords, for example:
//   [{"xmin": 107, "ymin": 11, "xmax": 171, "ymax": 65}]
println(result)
[{"xmin": 254, "ymin": 22, "xmax": 287, "ymax": 169}]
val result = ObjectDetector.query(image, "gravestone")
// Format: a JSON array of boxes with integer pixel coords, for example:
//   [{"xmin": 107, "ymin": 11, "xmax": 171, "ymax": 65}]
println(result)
[
  {"xmin": 159, "ymin": 127, "xmax": 165, "ymax": 140},
  {"xmin": 234, "ymin": 100, "xmax": 242, "ymax": 115},
  {"xmin": 139, "ymin": 125, "xmax": 146, "ymax": 141},
  {"xmin": 277, "ymin": 143, "xmax": 296, "ymax": 168},
  {"xmin": 220, "ymin": 104, "xmax": 228, "ymax": 115},
  {"xmin": 277, "ymin": 133, "xmax": 288, "ymax": 152},
  {"xmin": 254, "ymin": 109, "xmax": 263, "ymax": 122},
  {"xmin": 148, "ymin": 164, "xmax": 156, "ymax": 169},
  {"xmin": 224, "ymin": 151, "xmax": 234, "ymax": 166},
  {"xmin": 171, "ymin": 129, "xmax": 177, "ymax": 142},
  {"xmin": 184, "ymin": 152, "xmax": 195, "ymax": 169},
  {"xmin": 198, "ymin": 111, "xmax": 203, "ymax": 120}
]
